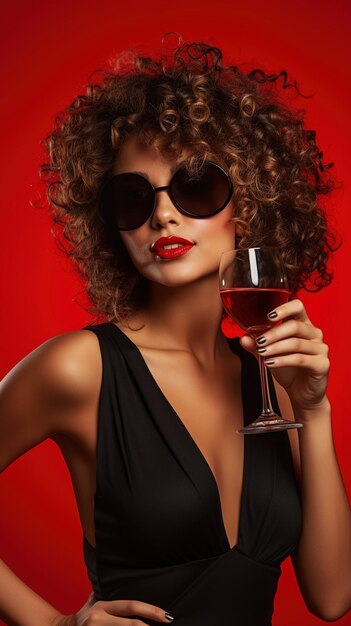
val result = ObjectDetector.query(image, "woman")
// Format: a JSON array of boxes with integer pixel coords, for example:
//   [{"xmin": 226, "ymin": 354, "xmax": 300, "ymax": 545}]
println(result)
[{"xmin": 1, "ymin": 37, "xmax": 350, "ymax": 626}]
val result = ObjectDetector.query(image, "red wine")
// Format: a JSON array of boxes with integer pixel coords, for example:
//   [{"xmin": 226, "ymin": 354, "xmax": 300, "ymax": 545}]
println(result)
[{"xmin": 220, "ymin": 288, "xmax": 289, "ymax": 335}]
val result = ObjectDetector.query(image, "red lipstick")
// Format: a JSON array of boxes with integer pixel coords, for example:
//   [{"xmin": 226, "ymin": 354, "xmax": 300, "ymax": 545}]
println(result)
[{"xmin": 151, "ymin": 236, "xmax": 195, "ymax": 260}]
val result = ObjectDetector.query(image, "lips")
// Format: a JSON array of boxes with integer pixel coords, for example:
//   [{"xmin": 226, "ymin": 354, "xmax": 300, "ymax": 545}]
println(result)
[{"xmin": 151, "ymin": 236, "xmax": 195, "ymax": 255}]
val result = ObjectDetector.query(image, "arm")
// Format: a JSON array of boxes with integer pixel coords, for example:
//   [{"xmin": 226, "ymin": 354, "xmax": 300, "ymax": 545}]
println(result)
[
  {"xmin": 0, "ymin": 331, "xmax": 100, "ymax": 626},
  {"xmin": 292, "ymin": 400, "xmax": 350, "ymax": 621},
  {"xmin": 0, "ymin": 559, "xmax": 68, "ymax": 626},
  {"xmin": 276, "ymin": 388, "xmax": 351, "ymax": 621},
  {"xmin": 1, "ymin": 331, "xmax": 177, "ymax": 626},
  {"xmin": 241, "ymin": 299, "xmax": 351, "ymax": 622}
]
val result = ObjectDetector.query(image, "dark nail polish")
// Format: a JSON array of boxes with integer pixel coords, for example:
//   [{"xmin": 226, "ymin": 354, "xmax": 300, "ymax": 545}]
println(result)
[
  {"xmin": 256, "ymin": 336, "xmax": 266, "ymax": 345},
  {"xmin": 165, "ymin": 612, "xmax": 175, "ymax": 621},
  {"xmin": 265, "ymin": 360, "xmax": 275, "ymax": 365},
  {"xmin": 257, "ymin": 347, "xmax": 267, "ymax": 353},
  {"xmin": 268, "ymin": 311, "xmax": 278, "ymax": 319}
]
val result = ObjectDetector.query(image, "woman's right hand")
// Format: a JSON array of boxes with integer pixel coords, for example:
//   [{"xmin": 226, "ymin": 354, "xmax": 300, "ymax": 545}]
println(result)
[{"xmin": 57, "ymin": 592, "xmax": 175, "ymax": 625}]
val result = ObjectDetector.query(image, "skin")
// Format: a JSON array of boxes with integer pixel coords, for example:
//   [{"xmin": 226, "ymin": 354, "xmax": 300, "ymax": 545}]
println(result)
[
  {"xmin": 112, "ymin": 134, "xmax": 241, "ymax": 365},
  {"xmin": 102, "ymin": 134, "xmax": 351, "ymax": 620},
  {"xmin": 0, "ymin": 134, "xmax": 350, "ymax": 626}
]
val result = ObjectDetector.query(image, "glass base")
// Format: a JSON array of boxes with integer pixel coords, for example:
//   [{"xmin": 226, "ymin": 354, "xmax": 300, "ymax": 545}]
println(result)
[{"xmin": 237, "ymin": 415, "xmax": 303, "ymax": 435}]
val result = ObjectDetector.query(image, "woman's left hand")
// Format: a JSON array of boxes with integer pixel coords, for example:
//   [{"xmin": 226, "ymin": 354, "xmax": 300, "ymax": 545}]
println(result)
[{"xmin": 239, "ymin": 298, "xmax": 330, "ymax": 414}]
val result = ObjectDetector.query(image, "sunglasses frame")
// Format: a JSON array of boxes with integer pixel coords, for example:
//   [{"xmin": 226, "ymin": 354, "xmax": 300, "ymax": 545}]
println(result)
[{"xmin": 99, "ymin": 160, "xmax": 234, "ymax": 231}]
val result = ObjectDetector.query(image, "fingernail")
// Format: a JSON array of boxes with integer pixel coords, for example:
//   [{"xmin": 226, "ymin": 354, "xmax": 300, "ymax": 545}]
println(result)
[
  {"xmin": 256, "ymin": 336, "xmax": 266, "ymax": 345},
  {"xmin": 165, "ymin": 612, "xmax": 175, "ymax": 621},
  {"xmin": 257, "ymin": 347, "xmax": 267, "ymax": 353},
  {"xmin": 265, "ymin": 360, "xmax": 275, "ymax": 365},
  {"xmin": 268, "ymin": 311, "xmax": 278, "ymax": 319}
]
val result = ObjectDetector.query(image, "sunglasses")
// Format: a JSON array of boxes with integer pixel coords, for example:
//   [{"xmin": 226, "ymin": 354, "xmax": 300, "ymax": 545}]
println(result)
[{"xmin": 99, "ymin": 160, "xmax": 234, "ymax": 231}]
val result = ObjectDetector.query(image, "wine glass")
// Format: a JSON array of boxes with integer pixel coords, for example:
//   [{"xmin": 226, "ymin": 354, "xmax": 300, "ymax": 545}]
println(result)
[{"xmin": 219, "ymin": 247, "xmax": 303, "ymax": 434}]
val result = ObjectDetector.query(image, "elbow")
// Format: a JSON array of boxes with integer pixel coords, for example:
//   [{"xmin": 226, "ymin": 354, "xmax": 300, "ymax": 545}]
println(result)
[
  {"xmin": 296, "ymin": 561, "xmax": 351, "ymax": 621},
  {"xmin": 313, "ymin": 609, "xmax": 350, "ymax": 622},
  {"xmin": 307, "ymin": 599, "xmax": 351, "ymax": 622}
]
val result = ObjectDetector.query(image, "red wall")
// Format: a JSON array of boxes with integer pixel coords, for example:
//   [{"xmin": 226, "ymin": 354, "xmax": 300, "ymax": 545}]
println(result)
[{"xmin": 1, "ymin": 1, "xmax": 350, "ymax": 624}]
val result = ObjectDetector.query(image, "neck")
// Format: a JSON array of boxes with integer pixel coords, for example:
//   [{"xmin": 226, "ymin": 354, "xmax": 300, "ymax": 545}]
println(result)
[{"xmin": 129, "ymin": 271, "xmax": 230, "ymax": 368}]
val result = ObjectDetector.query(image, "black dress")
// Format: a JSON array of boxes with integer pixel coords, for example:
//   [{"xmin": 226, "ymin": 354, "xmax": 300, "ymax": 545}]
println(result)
[{"xmin": 81, "ymin": 322, "xmax": 302, "ymax": 626}]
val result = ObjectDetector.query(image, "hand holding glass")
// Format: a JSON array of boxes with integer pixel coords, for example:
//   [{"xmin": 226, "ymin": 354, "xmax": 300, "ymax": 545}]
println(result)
[{"xmin": 219, "ymin": 247, "xmax": 303, "ymax": 434}]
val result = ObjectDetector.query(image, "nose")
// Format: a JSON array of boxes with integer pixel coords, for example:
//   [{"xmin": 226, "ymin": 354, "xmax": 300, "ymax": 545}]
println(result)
[{"xmin": 150, "ymin": 187, "xmax": 182, "ymax": 229}]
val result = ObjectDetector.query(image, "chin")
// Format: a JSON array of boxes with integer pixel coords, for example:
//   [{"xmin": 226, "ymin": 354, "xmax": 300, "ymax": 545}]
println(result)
[
  {"xmin": 138, "ymin": 263, "xmax": 220, "ymax": 288},
  {"xmin": 147, "ymin": 273, "xmax": 198, "ymax": 288}
]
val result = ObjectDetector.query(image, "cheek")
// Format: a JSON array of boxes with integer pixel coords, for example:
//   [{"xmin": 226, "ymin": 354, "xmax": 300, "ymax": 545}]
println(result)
[
  {"xmin": 196, "ymin": 208, "xmax": 236, "ymax": 243},
  {"xmin": 119, "ymin": 232, "xmax": 144, "ymax": 260}
]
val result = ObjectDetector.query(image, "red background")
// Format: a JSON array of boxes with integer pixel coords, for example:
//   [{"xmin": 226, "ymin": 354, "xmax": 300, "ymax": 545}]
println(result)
[{"xmin": 0, "ymin": 0, "xmax": 350, "ymax": 624}]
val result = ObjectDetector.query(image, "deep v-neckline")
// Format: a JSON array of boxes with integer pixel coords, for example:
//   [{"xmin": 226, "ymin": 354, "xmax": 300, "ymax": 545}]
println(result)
[{"xmin": 107, "ymin": 322, "xmax": 248, "ymax": 552}]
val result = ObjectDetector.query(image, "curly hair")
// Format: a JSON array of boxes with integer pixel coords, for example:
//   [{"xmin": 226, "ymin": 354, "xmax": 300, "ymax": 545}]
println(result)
[{"xmin": 38, "ymin": 34, "xmax": 340, "ymax": 325}]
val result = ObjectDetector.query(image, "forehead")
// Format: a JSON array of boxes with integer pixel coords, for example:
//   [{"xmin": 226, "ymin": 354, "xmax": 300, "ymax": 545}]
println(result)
[{"xmin": 111, "ymin": 134, "xmax": 193, "ymax": 176}]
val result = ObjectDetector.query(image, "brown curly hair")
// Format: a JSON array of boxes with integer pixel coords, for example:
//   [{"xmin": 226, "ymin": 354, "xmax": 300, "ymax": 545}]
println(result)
[{"xmin": 38, "ymin": 34, "xmax": 340, "ymax": 325}]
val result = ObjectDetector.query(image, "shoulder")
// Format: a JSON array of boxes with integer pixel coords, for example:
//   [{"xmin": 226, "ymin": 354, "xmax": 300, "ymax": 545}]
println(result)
[
  {"xmin": 2, "ymin": 327, "xmax": 102, "ymax": 400},
  {"xmin": 1, "ymin": 327, "xmax": 103, "ymax": 421},
  {"xmin": 0, "ymin": 328, "xmax": 102, "ymax": 471},
  {"xmin": 33, "ymin": 327, "xmax": 103, "ymax": 405}
]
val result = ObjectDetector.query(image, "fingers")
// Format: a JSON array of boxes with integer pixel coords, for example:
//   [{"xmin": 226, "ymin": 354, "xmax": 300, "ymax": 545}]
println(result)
[
  {"xmin": 256, "ymin": 337, "xmax": 329, "ymax": 359},
  {"xmin": 239, "ymin": 298, "xmax": 320, "ymax": 350},
  {"xmin": 267, "ymin": 297, "xmax": 311, "ymax": 324},
  {"xmin": 255, "ymin": 300, "xmax": 328, "ymax": 373},
  {"xmin": 240, "ymin": 333, "xmax": 329, "ymax": 375},
  {"xmin": 264, "ymin": 352, "xmax": 330, "ymax": 375},
  {"xmin": 254, "ymin": 309, "xmax": 327, "ymax": 372},
  {"xmin": 239, "ymin": 298, "xmax": 325, "ymax": 359},
  {"xmin": 92, "ymin": 599, "xmax": 174, "ymax": 623},
  {"xmin": 239, "ymin": 334, "xmax": 257, "ymax": 353},
  {"xmin": 256, "ymin": 318, "xmax": 322, "ymax": 345},
  {"xmin": 239, "ymin": 318, "xmax": 322, "ymax": 355}
]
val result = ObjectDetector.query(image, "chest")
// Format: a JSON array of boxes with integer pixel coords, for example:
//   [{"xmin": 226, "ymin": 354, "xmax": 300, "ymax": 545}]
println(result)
[
  {"xmin": 142, "ymin": 344, "xmax": 242, "ymax": 445},
  {"xmin": 57, "ymin": 326, "xmax": 302, "ymax": 565},
  {"xmin": 135, "ymin": 346, "xmax": 245, "ymax": 549},
  {"xmin": 55, "ymin": 345, "xmax": 243, "ymax": 547}
]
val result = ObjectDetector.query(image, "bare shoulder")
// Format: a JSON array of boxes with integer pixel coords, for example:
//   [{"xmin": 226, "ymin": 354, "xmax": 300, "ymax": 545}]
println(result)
[
  {"xmin": 2, "ymin": 328, "xmax": 102, "ymax": 404},
  {"xmin": 33, "ymin": 328, "xmax": 102, "ymax": 402},
  {"xmin": 273, "ymin": 379, "xmax": 301, "ymax": 485},
  {"xmin": 0, "ymin": 328, "xmax": 102, "ymax": 472}
]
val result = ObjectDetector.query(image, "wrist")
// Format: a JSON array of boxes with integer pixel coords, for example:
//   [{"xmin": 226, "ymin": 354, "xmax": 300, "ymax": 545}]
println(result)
[
  {"xmin": 291, "ymin": 396, "xmax": 331, "ymax": 423},
  {"xmin": 51, "ymin": 614, "xmax": 77, "ymax": 626}
]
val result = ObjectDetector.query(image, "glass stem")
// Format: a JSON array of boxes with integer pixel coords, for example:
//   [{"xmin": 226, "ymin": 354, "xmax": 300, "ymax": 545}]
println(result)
[{"xmin": 258, "ymin": 354, "xmax": 278, "ymax": 417}]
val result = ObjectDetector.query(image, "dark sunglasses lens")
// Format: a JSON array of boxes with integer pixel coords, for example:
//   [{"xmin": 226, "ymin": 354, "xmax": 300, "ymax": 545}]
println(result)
[
  {"xmin": 171, "ymin": 163, "xmax": 232, "ymax": 217},
  {"xmin": 102, "ymin": 173, "xmax": 154, "ymax": 230}
]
